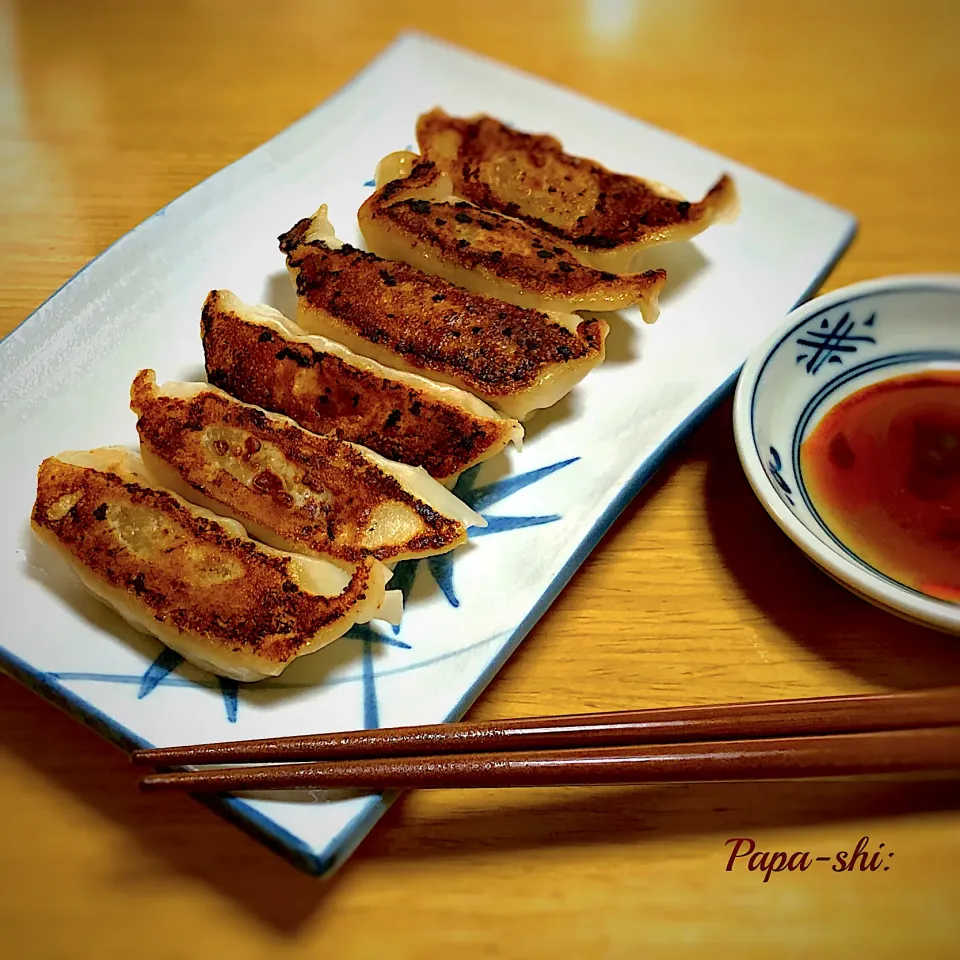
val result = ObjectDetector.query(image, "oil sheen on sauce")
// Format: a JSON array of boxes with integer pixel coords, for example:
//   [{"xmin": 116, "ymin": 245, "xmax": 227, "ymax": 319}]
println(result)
[{"xmin": 800, "ymin": 370, "xmax": 960, "ymax": 602}]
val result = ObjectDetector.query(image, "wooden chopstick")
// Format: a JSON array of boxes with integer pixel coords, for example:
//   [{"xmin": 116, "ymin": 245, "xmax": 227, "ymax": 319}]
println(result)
[
  {"xmin": 139, "ymin": 726, "xmax": 960, "ymax": 793},
  {"xmin": 131, "ymin": 686, "xmax": 960, "ymax": 767}
]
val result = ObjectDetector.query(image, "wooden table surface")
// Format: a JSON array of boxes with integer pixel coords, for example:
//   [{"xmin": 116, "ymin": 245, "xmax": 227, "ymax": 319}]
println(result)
[{"xmin": 2, "ymin": 1, "xmax": 959, "ymax": 956}]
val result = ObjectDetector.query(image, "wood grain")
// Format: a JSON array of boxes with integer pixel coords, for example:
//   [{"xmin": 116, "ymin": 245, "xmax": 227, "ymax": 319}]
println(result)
[{"xmin": 2, "ymin": 1, "xmax": 959, "ymax": 957}]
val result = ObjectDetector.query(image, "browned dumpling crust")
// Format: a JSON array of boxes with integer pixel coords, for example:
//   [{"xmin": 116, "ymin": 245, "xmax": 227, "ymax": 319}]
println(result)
[
  {"xmin": 201, "ymin": 291, "xmax": 521, "ymax": 484},
  {"xmin": 282, "ymin": 209, "xmax": 611, "ymax": 421},
  {"xmin": 131, "ymin": 370, "xmax": 483, "ymax": 565},
  {"xmin": 416, "ymin": 108, "xmax": 739, "ymax": 273},
  {"xmin": 30, "ymin": 449, "xmax": 394, "ymax": 681},
  {"xmin": 358, "ymin": 160, "xmax": 665, "ymax": 321}
]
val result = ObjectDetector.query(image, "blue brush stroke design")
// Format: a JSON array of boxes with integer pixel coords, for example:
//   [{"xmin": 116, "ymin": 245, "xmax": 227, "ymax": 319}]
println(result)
[
  {"xmin": 48, "ymin": 626, "xmax": 414, "ymax": 689},
  {"xmin": 359, "ymin": 636, "xmax": 380, "ymax": 729},
  {"xmin": 137, "ymin": 648, "xmax": 184, "ymax": 698},
  {"xmin": 56, "ymin": 672, "xmax": 220, "ymax": 690},
  {"xmin": 364, "ymin": 632, "xmax": 411, "ymax": 650},
  {"xmin": 344, "ymin": 623, "xmax": 396, "ymax": 730},
  {"xmin": 45, "ymin": 630, "xmax": 503, "ymax": 693},
  {"xmin": 469, "ymin": 514, "xmax": 562, "ymax": 537},
  {"xmin": 463, "ymin": 458, "xmax": 579, "ymax": 512},
  {"xmin": 136, "ymin": 647, "xmax": 239, "ymax": 721},
  {"xmin": 404, "ymin": 456, "xmax": 578, "ymax": 612},
  {"xmin": 218, "ymin": 677, "xmax": 239, "ymax": 723},
  {"xmin": 61, "ymin": 617, "xmax": 411, "ymax": 726},
  {"xmin": 766, "ymin": 445, "xmax": 795, "ymax": 506},
  {"xmin": 363, "ymin": 179, "xmax": 376, "ymax": 187},
  {"xmin": 385, "ymin": 457, "xmax": 579, "ymax": 632},
  {"xmin": 388, "ymin": 559, "xmax": 420, "ymax": 635},
  {"xmin": 427, "ymin": 554, "xmax": 459, "ymax": 607}
]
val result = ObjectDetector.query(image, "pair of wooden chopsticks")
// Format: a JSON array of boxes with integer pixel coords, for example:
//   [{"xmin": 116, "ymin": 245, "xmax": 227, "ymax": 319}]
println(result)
[{"xmin": 132, "ymin": 687, "xmax": 960, "ymax": 794}]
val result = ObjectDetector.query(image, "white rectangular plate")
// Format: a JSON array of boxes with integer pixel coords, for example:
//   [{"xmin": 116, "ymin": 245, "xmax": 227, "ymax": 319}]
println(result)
[{"xmin": 0, "ymin": 33, "xmax": 855, "ymax": 875}]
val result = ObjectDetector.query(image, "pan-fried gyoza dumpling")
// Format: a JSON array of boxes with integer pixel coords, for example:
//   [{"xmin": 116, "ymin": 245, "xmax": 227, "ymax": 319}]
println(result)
[
  {"xmin": 130, "ymin": 370, "xmax": 485, "ymax": 565},
  {"xmin": 201, "ymin": 290, "xmax": 522, "ymax": 486},
  {"xmin": 357, "ymin": 156, "xmax": 665, "ymax": 321},
  {"xmin": 416, "ymin": 108, "xmax": 739, "ymax": 273},
  {"xmin": 280, "ymin": 208, "xmax": 610, "ymax": 421},
  {"xmin": 30, "ymin": 447, "xmax": 400, "ymax": 682}
]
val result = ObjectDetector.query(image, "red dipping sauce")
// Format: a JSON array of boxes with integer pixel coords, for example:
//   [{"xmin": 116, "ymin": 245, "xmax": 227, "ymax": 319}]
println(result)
[{"xmin": 800, "ymin": 370, "xmax": 960, "ymax": 602}]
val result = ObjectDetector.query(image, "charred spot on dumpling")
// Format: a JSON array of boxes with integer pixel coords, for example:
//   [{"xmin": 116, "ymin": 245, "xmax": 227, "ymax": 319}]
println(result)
[
  {"xmin": 278, "ymin": 218, "xmax": 314, "ymax": 254},
  {"xmin": 275, "ymin": 347, "xmax": 311, "ymax": 368},
  {"xmin": 579, "ymin": 236, "xmax": 620, "ymax": 250}
]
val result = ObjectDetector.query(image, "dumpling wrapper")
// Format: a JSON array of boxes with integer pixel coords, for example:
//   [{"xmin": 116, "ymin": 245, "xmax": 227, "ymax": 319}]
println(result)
[
  {"xmin": 416, "ymin": 108, "xmax": 740, "ymax": 273},
  {"xmin": 131, "ymin": 369, "xmax": 485, "ymax": 566},
  {"xmin": 30, "ymin": 447, "xmax": 401, "ymax": 682},
  {"xmin": 357, "ymin": 155, "xmax": 665, "ymax": 321},
  {"xmin": 280, "ymin": 208, "xmax": 609, "ymax": 422},
  {"xmin": 201, "ymin": 290, "xmax": 522, "ymax": 485}
]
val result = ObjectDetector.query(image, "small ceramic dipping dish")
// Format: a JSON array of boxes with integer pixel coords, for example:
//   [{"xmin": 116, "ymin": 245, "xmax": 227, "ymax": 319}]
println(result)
[{"xmin": 733, "ymin": 274, "xmax": 960, "ymax": 634}]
